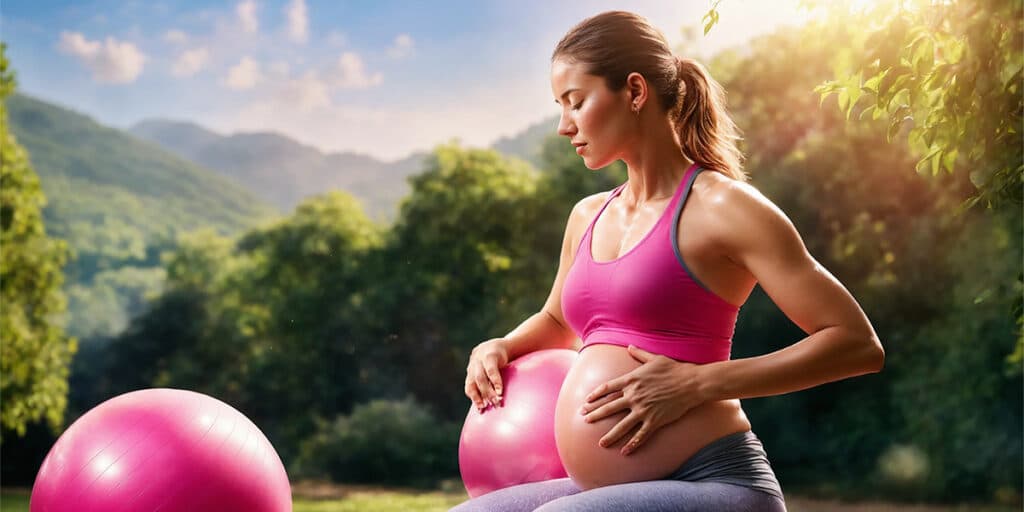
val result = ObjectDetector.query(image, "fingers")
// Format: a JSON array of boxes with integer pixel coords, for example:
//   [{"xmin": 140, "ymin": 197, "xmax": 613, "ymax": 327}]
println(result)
[
  {"xmin": 581, "ymin": 393, "xmax": 627, "ymax": 423},
  {"xmin": 465, "ymin": 358, "xmax": 503, "ymax": 412},
  {"xmin": 598, "ymin": 411, "xmax": 642, "ymax": 450},
  {"xmin": 464, "ymin": 375, "xmax": 486, "ymax": 412},
  {"xmin": 626, "ymin": 344, "xmax": 654, "ymax": 362},
  {"xmin": 585, "ymin": 375, "xmax": 627, "ymax": 402},
  {"xmin": 621, "ymin": 423, "xmax": 650, "ymax": 456},
  {"xmin": 473, "ymin": 365, "xmax": 495, "ymax": 408},
  {"xmin": 580, "ymin": 389, "xmax": 622, "ymax": 415},
  {"xmin": 483, "ymin": 353, "xmax": 504, "ymax": 399}
]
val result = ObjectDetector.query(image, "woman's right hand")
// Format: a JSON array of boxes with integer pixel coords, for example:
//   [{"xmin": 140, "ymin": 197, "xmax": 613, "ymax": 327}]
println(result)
[{"xmin": 465, "ymin": 338, "xmax": 511, "ymax": 412}]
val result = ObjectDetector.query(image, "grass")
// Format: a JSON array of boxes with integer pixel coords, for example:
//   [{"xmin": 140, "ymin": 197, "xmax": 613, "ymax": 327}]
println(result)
[
  {"xmin": 0, "ymin": 492, "xmax": 28, "ymax": 512},
  {"xmin": 1, "ymin": 486, "xmax": 464, "ymax": 512},
  {"xmin": 3, "ymin": 485, "xmax": 1018, "ymax": 512}
]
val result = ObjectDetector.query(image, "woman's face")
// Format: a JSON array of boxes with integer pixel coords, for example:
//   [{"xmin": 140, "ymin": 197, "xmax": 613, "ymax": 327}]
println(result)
[{"xmin": 551, "ymin": 58, "xmax": 634, "ymax": 169}]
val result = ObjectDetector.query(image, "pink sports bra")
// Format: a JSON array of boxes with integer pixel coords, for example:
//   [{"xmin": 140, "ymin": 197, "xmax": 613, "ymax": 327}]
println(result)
[{"xmin": 560, "ymin": 163, "xmax": 741, "ymax": 364}]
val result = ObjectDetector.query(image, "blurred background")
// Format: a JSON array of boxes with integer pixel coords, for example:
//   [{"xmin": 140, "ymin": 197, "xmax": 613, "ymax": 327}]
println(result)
[{"xmin": 1, "ymin": 0, "xmax": 1021, "ymax": 509}]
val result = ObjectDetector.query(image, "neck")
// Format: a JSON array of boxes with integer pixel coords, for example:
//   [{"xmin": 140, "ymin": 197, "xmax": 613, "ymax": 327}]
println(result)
[{"xmin": 618, "ymin": 116, "xmax": 694, "ymax": 206}]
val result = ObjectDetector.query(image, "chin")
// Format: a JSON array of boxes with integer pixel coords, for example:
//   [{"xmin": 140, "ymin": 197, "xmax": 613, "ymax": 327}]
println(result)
[{"xmin": 581, "ymin": 155, "xmax": 612, "ymax": 170}]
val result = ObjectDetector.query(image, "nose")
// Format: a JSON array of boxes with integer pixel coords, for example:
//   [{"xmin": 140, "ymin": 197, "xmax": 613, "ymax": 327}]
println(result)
[{"xmin": 557, "ymin": 112, "xmax": 576, "ymax": 138}]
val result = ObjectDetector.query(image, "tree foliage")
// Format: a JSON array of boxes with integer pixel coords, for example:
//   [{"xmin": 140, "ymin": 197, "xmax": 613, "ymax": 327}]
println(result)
[
  {"xmin": 704, "ymin": 2, "xmax": 1021, "ymax": 501},
  {"xmin": 0, "ymin": 42, "xmax": 76, "ymax": 439},
  {"xmin": 707, "ymin": 0, "xmax": 1022, "ymax": 211}
]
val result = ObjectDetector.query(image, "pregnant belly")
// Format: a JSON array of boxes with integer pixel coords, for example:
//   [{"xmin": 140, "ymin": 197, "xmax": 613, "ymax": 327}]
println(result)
[{"xmin": 554, "ymin": 343, "xmax": 751, "ymax": 490}]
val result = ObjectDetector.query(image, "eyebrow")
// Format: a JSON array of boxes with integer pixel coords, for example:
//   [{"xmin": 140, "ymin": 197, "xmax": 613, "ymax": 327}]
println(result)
[{"xmin": 554, "ymin": 88, "xmax": 580, "ymax": 104}]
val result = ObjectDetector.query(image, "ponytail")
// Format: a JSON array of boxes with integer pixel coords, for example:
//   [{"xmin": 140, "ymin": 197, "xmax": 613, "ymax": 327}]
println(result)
[{"xmin": 675, "ymin": 57, "xmax": 747, "ymax": 182}]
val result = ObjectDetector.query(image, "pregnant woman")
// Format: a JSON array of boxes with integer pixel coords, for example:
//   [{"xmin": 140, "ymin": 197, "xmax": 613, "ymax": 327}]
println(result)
[{"xmin": 453, "ymin": 10, "xmax": 884, "ymax": 512}]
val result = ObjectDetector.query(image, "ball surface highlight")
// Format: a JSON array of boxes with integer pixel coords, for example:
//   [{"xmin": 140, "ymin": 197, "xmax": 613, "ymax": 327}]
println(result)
[
  {"xmin": 30, "ymin": 388, "xmax": 292, "ymax": 512},
  {"xmin": 458, "ymin": 348, "xmax": 577, "ymax": 498}
]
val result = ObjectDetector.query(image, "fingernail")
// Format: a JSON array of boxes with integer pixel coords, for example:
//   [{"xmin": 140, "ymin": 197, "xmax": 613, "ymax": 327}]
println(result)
[{"xmin": 578, "ymin": 407, "xmax": 586, "ymax": 415}]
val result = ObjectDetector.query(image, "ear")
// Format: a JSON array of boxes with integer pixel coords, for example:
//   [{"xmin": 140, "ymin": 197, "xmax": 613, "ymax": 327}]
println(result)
[{"xmin": 624, "ymin": 72, "xmax": 649, "ymax": 111}]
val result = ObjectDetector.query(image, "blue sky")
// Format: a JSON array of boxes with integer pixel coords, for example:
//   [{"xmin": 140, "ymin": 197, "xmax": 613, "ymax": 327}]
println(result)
[{"xmin": 3, "ymin": 1, "xmax": 818, "ymax": 161}]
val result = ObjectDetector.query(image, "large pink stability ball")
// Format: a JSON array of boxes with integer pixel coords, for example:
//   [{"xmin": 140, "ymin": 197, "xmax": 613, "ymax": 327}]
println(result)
[
  {"xmin": 458, "ymin": 348, "xmax": 577, "ymax": 498},
  {"xmin": 30, "ymin": 388, "xmax": 292, "ymax": 512}
]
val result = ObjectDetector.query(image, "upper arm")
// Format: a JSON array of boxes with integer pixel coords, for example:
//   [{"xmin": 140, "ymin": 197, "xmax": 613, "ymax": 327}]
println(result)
[
  {"xmin": 541, "ymin": 195, "xmax": 597, "ymax": 336},
  {"xmin": 711, "ymin": 182, "xmax": 879, "ymax": 340}
]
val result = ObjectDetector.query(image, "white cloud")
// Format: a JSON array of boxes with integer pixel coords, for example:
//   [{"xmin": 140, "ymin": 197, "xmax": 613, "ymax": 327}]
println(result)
[
  {"xmin": 237, "ymin": 0, "xmax": 259, "ymax": 34},
  {"xmin": 269, "ymin": 60, "xmax": 291, "ymax": 79},
  {"xmin": 163, "ymin": 29, "xmax": 188, "ymax": 45},
  {"xmin": 57, "ymin": 31, "xmax": 147, "ymax": 84},
  {"xmin": 331, "ymin": 52, "xmax": 382, "ymax": 89},
  {"xmin": 275, "ymin": 72, "xmax": 330, "ymax": 112},
  {"xmin": 285, "ymin": 0, "xmax": 308, "ymax": 44},
  {"xmin": 59, "ymin": 31, "xmax": 100, "ymax": 56},
  {"xmin": 209, "ymin": 75, "xmax": 554, "ymax": 161},
  {"xmin": 387, "ymin": 34, "xmax": 415, "ymax": 59},
  {"xmin": 224, "ymin": 56, "xmax": 262, "ymax": 90},
  {"xmin": 172, "ymin": 47, "xmax": 210, "ymax": 77}
]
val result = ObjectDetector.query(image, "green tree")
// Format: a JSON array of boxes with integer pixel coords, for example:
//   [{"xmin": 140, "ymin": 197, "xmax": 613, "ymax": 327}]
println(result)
[
  {"xmin": 0, "ymin": 42, "xmax": 76, "ymax": 438},
  {"xmin": 703, "ymin": 5, "xmax": 1022, "ymax": 500},
  {"xmin": 96, "ymin": 191, "xmax": 387, "ymax": 461},
  {"xmin": 364, "ymin": 143, "xmax": 543, "ymax": 418},
  {"xmin": 705, "ymin": 0, "xmax": 1021, "ymax": 210}
]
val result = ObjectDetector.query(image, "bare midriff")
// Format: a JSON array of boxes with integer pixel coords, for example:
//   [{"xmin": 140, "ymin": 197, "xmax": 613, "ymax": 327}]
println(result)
[{"xmin": 554, "ymin": 343, "xmax": 751, "ymax": 490}]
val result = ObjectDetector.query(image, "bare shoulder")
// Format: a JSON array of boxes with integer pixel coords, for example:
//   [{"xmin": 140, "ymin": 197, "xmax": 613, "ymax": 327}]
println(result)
[
  {"xmin": 696, "ymin": 172, "xmax": 807, "ymax": 267},
  {"xmin": 567, "ymin": 189, "xmax": 615, "ymax": 238},
  {"xmin": 695, "ymin": 171, "xmax": 776, "ymax": 216}
]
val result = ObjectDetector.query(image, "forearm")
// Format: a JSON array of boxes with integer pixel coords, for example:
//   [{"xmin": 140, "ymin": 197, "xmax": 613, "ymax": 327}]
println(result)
[
  {"xmin": 502, "ymin": 310, "xmax": 577, "ymax": 360},
  {"xmin": 698, "ymin": 326, "xmax": 885, "ymax": 401}
]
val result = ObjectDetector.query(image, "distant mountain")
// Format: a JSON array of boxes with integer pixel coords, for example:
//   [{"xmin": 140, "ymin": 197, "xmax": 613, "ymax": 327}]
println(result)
[
  {"xmin": 130, "ymin": 119, "xmax": 428, "ymax": 224},
  {"xmin": 8, "ymin": 94, "xmax": 277, "ymax": 253},
  {"xmin": 6, "ymin": 92, "xmax": 280, "ymax": 339},
  {"xmin": 491, "ymin": 115, "xmax": 558, "ymax": 169}
]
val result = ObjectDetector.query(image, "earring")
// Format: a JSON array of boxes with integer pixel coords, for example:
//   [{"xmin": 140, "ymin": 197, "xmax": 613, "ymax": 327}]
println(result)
[{"xmin": 632, "ymin": 104, "xmax": 640, "ymax": 115}]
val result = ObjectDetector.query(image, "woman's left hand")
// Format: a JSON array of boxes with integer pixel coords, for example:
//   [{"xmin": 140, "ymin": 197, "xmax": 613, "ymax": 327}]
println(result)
[{"xmin": 580, "ymin": 345, "xmax": 710, "ymax": 456}]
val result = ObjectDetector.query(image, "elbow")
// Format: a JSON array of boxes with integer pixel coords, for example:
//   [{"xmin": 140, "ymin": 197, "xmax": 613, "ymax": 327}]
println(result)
[{"xmin": 864, "ymin": 335, "xmax": 885, "ymax": 373}]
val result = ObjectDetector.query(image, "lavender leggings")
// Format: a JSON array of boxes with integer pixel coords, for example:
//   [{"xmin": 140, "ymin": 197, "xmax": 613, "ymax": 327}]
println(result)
[{"xmin": 449, "ymin": 431, "xmax": 787, "ymax": 512}]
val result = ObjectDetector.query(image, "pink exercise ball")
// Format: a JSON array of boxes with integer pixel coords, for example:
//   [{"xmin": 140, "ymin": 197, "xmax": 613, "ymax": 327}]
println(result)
[
  {"xmin": 30, "ymin": 388, "xmax": 292, "ymax": 512},
  {"xmin": 458, "ymin": 348, "xmax": 577, "ymax": 498}
]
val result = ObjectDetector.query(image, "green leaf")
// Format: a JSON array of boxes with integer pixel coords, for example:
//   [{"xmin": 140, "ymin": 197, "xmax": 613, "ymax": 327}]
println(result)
[
  {"xmin": 859, "ymin": 104, "xmax": 877, "ymax": 121},
  {"xmin": 888, "ymin": 88, "xmax": 911, "ymax": 113},
  {"xmin": 925, "ymin": 63, "xmax": 954, "ymax": 89},
  {"xmin": 942, "ymin": 148, "xmax": 958, "ymax": 173},
  {"xmin": 702, "ymin": 9, "xmax": 720, "ymax": 36},
  {"xmin": 943, "ymin": 36, "xmax": 966, "ymax": 64},
  {"xmin": 913, "ymin": 37, "xmax": 935, "ymax": 77},
  {"xmin": 846, "ymin": 71, "xmax": 863, "ymax": 120},
  {"xmin": 863, "ymin": 67, "xmax": 891, "ymax": 93},
  {"xmin": 888, "ymin": 116, "xmax": 903, "ymax": 142}
]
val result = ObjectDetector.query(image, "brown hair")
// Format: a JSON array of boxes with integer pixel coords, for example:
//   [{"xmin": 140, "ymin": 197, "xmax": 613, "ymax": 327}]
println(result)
[{"xmin": 552, "ymin": 11, "xmax": 747, "ymax": 181}]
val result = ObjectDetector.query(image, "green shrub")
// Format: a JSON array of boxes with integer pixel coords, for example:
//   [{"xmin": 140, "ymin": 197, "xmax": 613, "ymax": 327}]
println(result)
[{"xmin": 292, "ymin": 397, "xmax": 461, "ymax": 488}]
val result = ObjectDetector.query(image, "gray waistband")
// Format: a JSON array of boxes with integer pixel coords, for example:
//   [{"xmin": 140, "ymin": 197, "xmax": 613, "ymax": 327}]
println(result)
[{"xmin": 666, "ymin": 430, "xmax": 785, "ymax": 500}]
